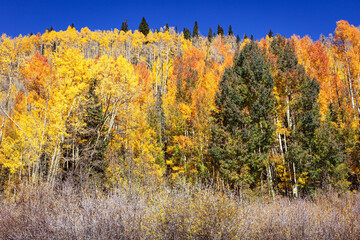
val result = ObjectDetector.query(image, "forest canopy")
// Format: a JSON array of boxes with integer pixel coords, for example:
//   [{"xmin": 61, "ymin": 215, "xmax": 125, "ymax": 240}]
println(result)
[{"xmin": 0, "ymin": 20, "xmax": 360, "ymax": 197}]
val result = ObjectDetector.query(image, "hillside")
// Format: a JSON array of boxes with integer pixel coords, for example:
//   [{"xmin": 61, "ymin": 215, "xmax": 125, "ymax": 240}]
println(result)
[{"xmin": 0, "ymin": 20, "xmax": 359, "ymax": 196}]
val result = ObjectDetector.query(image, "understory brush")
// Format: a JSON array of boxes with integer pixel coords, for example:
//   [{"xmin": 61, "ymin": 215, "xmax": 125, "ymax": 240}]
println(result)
[{"xmin": 0, "ymin": 181, "xmax": 359, "ymax": 239}]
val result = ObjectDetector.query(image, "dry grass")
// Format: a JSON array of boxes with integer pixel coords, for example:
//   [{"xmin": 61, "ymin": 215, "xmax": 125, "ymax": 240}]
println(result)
[{"xmin": 0, "ymin": 181, "xmax": 359, "ymax": 239}]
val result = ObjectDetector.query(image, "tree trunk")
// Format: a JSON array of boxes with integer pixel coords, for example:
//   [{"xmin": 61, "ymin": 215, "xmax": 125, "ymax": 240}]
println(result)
[
  {"xmin": 292, "ymin": 162, "xmax": 298, "ymax": 198},
  {"xmin": 266, "ymin": 164, "xmax": 275, "ymax": 200}
]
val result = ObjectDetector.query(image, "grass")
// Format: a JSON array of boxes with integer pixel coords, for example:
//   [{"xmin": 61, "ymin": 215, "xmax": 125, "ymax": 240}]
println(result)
[{"xmin": 0, "ymin": 181, "xmax": 359, "ymax": 239}]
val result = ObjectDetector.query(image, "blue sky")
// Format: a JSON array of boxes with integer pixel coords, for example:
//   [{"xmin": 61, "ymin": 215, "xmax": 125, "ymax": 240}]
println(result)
[{"xmin": 1, "ymin": 0, "xmax": 360, "ymax": 40}]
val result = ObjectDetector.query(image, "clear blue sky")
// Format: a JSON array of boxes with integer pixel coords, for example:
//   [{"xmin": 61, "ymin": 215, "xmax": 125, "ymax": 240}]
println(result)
[{"xmin": 1, "ymin": 0, "xmax": 360, "ymax": 40}]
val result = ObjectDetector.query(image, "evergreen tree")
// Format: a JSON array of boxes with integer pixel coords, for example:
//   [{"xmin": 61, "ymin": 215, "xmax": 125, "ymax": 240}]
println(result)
[
  {"xmin": 228, "ymin": 25, "xmax": 234, "ymax": 36},
  {"xmin": 155, "ymin": 28, "xmax": 159, "ymax": 33},
  {"xmin": 46, "ymin": 26, "xmax": 54, "ymax": 32},
  {"xmin": 165, "ymin": 23, "xmax": 169, "ymax": 32},
  {"xmin": 175, "ymin": 26, "xmax": 178, "ymax": 33},
  {"xmin": 71, "ymin": 23, "xmax": 75, "ymax": 29},
  {"xmin": 268, "ymin": 29, "xmax": 274, "ymax": 38},
  {"xmin": 139, "ymin": 17, "xmax": 150, "ymax": 36},
  {"xmin": 183, "ymin": 28, "xmax": 191, "ymax": 40},
  {"xmin": 217, "ymin": 25, "xmax": 224, "ymax": 36},
  {"xmin": 209, "ymin": 41, "xmax": 276, "ymax": 188},
  {"xmin": 52, "ymin": 42, "xmax": 56, "ymax": 52},
  {"xmin": 121, "ymin": 19, "xmax": 129, "ymax": 32},
  {"xmin": 311, "ymin": 116, "xmax": 344, "ymax": 191},
  {"xmin": 244, "ymin": 33, "xmax": 248, "ymax": 39},
  {"xmin": 208, "ymin": 28, "xmax": 213, "ymax": 42},
  {"xmin": 251, "ymin": 34, "xmax": 254, "ymax": 41},
  {"xmin": 236, "ymin": 35, "xmax": 240, "ymax": 44},
  {"xmin": 192, "ymin": 21, "xmax": 199, "ymax": 38},
  {"xmin": 62, "ymin": 79, "xmax": 109, "ymax": 184},
  {"xmin": 269, "ymin": 36, "xmax": 323, "ymax": 196}
]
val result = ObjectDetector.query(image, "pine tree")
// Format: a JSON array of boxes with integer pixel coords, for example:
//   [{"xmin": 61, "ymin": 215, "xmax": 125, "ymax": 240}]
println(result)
[
  {"xmin": 81, "ymin": 79, "xmax": 109, "ymax": 183},
  {"xmin": 217, "ymin": 25, "xmax": 224, "ymax": 36},
  {"xmin": 208, "ymin": 28, "xmax": 213, "ymax": 42},
  {"xmin": 62, "ymin": 79, "xmax": 109, "ymax": 184},
  {"xmin": 228, "ymin": 25, "xmax": 234, "ymax": 36},
  {"xmin": 251, "ymin": 34, "xmax": 254, "ymax": 41},
  {"xmin": 121, "ymin": 19, "xmax": 129, "ymax": 32},
  {"xmin": 46, "ymin": 26, "xmax": 54, "ymax": 32},
  {"xmin": 269, "ymin": 35, "xmax": 322, "ymax": 196},
  {"xmin": 268, "ymin": 29, "xmax": 274, "ymax": 38},
  {"xmin": 165, "ymin": 23, "xmax": 169, "ymax": 32},
  {"xmin": 192, "ymin": 21, "xmax": 199, "ymax": 38},
  {"xmin": 209, "ymin": 41, "xmax": 276, "ymax": 187},
  {"xmin": 236, "ymin": 35, "xmax": 240, "ymax": 44},
  {"xmin": 312, "ymin": 121, "xmax": 344, "ymax": 190},
  {"xmin": 183, "ymin": 28, "xmax": 191, "ymax": 40},
  {"xmin": 52, "ymin": 42, "xmax": 56, "ymax": 52},
  {"xmin": 71, "ymin": 23, "xmax": 75, "ymax": 29},
  {"xmin": 139, "ymin": 17, "xmax": 150, "ymax": 36},
  {"xmin": 244, "ymin": 33, "xmax": 248, "ymax": 39}
]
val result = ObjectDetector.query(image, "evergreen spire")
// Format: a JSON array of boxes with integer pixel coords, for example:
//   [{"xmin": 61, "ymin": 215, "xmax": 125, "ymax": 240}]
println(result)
[
  {"xmin": 208, "ymin": 27, "xmax": 213, "ymax": 42},
  {"xmin": 183, "ymin": 28, "xmax": 191, "ymax": 40},
  {"xmin": 210, "ymin": 41, "xmax": 276, "ymax": 187},
  {"xmin": 268, "ymin": 29, "xmax": 274, "ymax": 38},
  {"xmin": 228, "ymin": 25, "xmax": 233, "ymax": 36},
  {"xmin": 121, "ymin": 19, "xmax": 129, "ymax": 32},
  {"xmin": 192, "ymin": 21, "xmax": 199, "ymax": 38},
  {"xmin": 139, "ymin": 17, "xmax": 150, "ymax": 36},
  {"xmin": 217, "ymin": 25, "xmax": 224, "ymax": 36}
]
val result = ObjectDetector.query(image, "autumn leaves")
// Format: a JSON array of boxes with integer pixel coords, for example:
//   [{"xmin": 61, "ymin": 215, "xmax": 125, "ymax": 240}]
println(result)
[{"xmin": 0, "ymin": 20, "xmax": 359, "ymax": 195}]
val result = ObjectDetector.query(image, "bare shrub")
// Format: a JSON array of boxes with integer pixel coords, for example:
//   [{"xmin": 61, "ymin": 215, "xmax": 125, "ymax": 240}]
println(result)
[{"xmin": 0, "ymin": 182, "xmax": 359, "ymax": 239}]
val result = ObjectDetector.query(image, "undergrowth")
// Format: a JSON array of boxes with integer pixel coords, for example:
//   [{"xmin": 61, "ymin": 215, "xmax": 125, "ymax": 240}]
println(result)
[{"xmin": 0, "ymin": 181, "xmax": 359, "ymax": 239}]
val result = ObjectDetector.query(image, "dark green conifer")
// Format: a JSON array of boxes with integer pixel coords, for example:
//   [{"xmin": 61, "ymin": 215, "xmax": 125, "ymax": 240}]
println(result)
[
  {"xmin": 46, "ymin": 26, "xmax": 54, "ymax": 32},
  {"xmin": 236, "ymin": 35, "xmax": 240, "ymax": 44},
  {"xmin": 217, "ymin": 25, "xmax": 224, "ymax": 36},
  {"xmin": 228, "ymin": 25, "xmax": 233, "ymax": 36},
  {"xmin": 209, "ymin": 41, "xmax": 276, "ymax": 187},
  {"xmin": 269, "ymin": 36, "xmax": 325, "ymax": 196},
  {"xmin": 208, "ymin": 28, "xmax": 213, "ymax": 42},
  {"xmin": 139, "ymin": 17, "xmax": 150, "ymax": 36},
  {"xmin": 62, "ymin": 79, "xmax": 109, "ymax": 184},
  {"xmin": 192, "ymin": 21, "xmax": 199, "ymax": 38},
  {"xmin": 52, "ymin": 42, "xmax": 56, "ymax": 52},
  {"xmin": 183, "ymin": 28, "xmax": 191, "ymax": 40},
  {"xmin": 268, "ymin": 29, "xmax": 273, "ymax": 38},
  {"xmin": 121, "ymin": 19, "xmax": 129, "ymax": 32}
]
